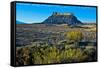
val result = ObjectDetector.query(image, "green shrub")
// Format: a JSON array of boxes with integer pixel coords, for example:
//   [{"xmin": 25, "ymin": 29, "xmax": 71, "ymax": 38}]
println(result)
[{"xmin": 64, "ymin": 31, "xmax": 83, "ymax": 46}]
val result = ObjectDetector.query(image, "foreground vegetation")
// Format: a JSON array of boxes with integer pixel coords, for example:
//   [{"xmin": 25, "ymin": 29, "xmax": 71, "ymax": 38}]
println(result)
[
  {"xmin": 16, "ymin": 27, "xmax": 97, "ymax": 65},
  {"xmin": 16, "ymin": 43, "xmax": 96, "ymax": 65}
]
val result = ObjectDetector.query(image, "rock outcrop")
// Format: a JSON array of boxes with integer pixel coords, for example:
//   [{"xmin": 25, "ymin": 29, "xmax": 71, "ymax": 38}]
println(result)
[{"xmin": 42, "ymin": 12, "xmax": 83, "ymax": 25}]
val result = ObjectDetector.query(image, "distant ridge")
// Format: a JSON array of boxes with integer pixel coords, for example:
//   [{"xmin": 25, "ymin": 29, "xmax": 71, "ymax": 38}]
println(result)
[
  {"xmin": 42, "ymin": 12, "xmax": 83, "ymax": 25},
  {"xmin": 16, "ymin": 21, "xmax": 26, "ymax": 24}
]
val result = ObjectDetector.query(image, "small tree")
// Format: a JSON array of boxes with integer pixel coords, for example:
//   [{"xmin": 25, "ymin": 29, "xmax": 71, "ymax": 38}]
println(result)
[{"xmin": 65, "ymin": 31, "xmax": 83, "ymax": 46}]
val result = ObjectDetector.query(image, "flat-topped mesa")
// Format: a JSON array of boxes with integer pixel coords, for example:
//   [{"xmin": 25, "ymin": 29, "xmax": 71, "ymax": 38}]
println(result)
[
  {"xmin": 42, "ymin": 12, "xmax": 83, "ymax": 25},
  {"xmin": 52, "ymin": 12, "xmax": 73, "ymax": 16}
]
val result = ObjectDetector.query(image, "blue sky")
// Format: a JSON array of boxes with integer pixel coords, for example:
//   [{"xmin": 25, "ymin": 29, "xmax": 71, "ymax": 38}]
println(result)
[{"xmin": 16, "ymin": 3, "xmax": 97, "ymax": 24}]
